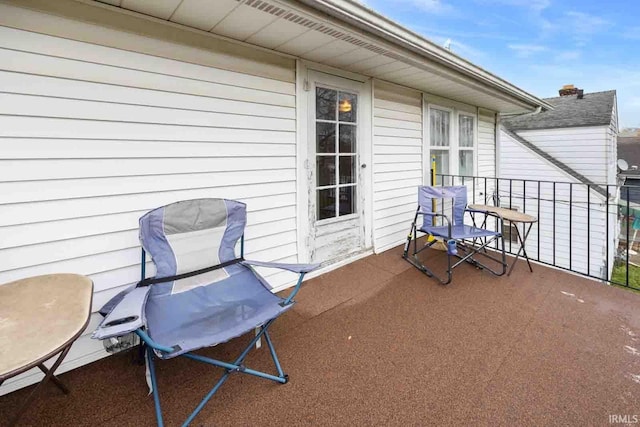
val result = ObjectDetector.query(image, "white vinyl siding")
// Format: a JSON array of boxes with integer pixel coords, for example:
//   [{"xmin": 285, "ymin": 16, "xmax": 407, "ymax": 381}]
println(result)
[
  {"xmin": 499, "ymin": 130, "xmax": 613, "ymax": 280},
  {"xmin": 478, "ymin": 110, "xmax": 496, "ymax": 179},
  {"xmin": 372, "ymin": 80, "xmax": 422, "ymax": 252},
  {"xmin": 515, "ymin": 127, "xmax": 610, "ymax": 184},
  {"xmin": 0, "ymin": 19, "xmax": 296, "ymax": 394}
]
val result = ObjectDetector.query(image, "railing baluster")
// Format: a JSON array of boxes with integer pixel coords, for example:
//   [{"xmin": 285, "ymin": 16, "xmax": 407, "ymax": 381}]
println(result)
[
  {"xmin": 473, "ymin": 177, "xmax": 476, "ymax": 204},
  {"xmin": 509, "ymin": 179, "xmax": 513, "ymax": 253},
  {"xmin": 537, "ymin": 181, "xmax": 541, "ymax": 262},
  {"xmin": 523, "ymin": 179, "xmax": 527, "ymax": 213},
  {"xmin": 627, "ymin": 186, "xmax": 631, "ymax": 287},
  {"xmin": 553, "ymin": 182, "xmax": 556, "ymax": 266},
  {"xmin": 484, "ymin": 177, "xmax": 487, "ymax": 204},
  {"xmin": 569, "ymin": 183, "xmax": 573, "ymax": 271},
  {"xmin": 606, "ymin": 185, "xmax": 609, "ymax": 281},
  {"xmin": 587, "ymin": 184, "xmax": 590, "ymax": 275}
]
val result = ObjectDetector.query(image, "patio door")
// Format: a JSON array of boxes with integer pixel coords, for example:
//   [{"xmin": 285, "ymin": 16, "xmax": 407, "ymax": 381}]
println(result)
[{"xmin": 307, "ymin": 71, "xmax": 367, "ymax": 264}]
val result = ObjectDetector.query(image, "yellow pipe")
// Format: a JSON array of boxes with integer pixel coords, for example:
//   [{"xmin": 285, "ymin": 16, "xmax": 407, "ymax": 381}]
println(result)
[{"xmin": 428, "ymin": 155, "xmax": 436, "ymax": 241}]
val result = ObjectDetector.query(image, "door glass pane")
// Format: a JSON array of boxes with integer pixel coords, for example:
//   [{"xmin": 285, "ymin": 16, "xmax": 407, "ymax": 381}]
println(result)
[
  {"xmin": 317, "ymin": 188, "xmax": 336, "ymax": 220},
  {"xmin": 459, "ymin": 115, "xmax": 474, "ymax": 147},
  {"xmin": 317, "ymin": 122, "xmax": 336, "ymax": 153},
  {"xmin": 431, "ymin": 150, "xmax": 449, "ymax": 181},
  {"xmin": 314, "ymin": 86, "xmax": 358, "ymax": 222},
  {"xmin": 339, "ymin": 156, "xmax": 356, "ymax": 184},
  {"xmin": 459, "ymin": 150, "xmax": 474, "ymax": 176},
  {"xmin": 338, "ymin": 92, "xmax": 357, "ymax": 123},
  {"xmin": 316, "ymin": 88, "xmax": 336, "ymax": 120},
  {"xmin": 339, "ymin": 186, "xmax": 356, "ymax": 216},
  {"xmin": 429, "ymin": 109, "xmax": 450, "ymax": 147},
  {"xmin": 339, "ymin": 124, "xmax": 356, "ymax": 153},
  {"xmin": 317, "ymin": 156, "xmax": 336, "ymax": 187}
]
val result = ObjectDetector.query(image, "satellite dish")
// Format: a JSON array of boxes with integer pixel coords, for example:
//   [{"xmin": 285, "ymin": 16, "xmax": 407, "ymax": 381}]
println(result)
[{"xmin": 618, "ymin": 159, "xmax": 629, "ymax": 171}]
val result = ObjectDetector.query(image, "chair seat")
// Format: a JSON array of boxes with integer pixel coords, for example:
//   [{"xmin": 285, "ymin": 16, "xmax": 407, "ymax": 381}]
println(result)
[
  {"xmin": 146, "ymin": 266, "xmax": 292, "ymax": 359},
  {"xmin": 420, "ymin": 224, "xmax": 500, "ymax": 240}
]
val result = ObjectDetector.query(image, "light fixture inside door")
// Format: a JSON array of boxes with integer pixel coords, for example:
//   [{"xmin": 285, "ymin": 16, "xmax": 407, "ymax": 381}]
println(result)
[{"xmin": 338, "ymin": 99, "xmax": 352, "ymax": 113}]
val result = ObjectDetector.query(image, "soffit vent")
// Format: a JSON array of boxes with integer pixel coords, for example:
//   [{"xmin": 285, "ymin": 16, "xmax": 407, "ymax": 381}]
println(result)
[
  {"xmin": 283, "ymin": 12, "xmax": 318, "ymax": 29},
  {"xmin": 245, "ymin": 0, "xmax": 287, "ymax": 17},
  {"xmin": 247, "ymin": 0, "xmax": 393, "ymax": 56}
]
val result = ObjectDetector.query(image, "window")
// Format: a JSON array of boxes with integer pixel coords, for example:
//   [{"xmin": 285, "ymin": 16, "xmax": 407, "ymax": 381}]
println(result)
[
  {"xmin": 427, "ymin": 105, "xmax": 476, "ymax": 181},
  {"xmin": 429, "ymin": 108, "xmax": 451, "ymax": 180},
  {"xmin": 315, "ymin": 87, "xmax": 358, "ymax": 221},
  {"xmin": 458, "ymin": 114, "xmax": 475, "ymax": 176}
]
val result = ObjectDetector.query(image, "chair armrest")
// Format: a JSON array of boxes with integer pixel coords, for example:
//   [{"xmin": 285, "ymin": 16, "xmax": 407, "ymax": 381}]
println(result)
[
  {"xmin": 92, "ymin": 286, "xmax": 151, "ymax": 340},
  {"xmin": 241, "ymin": 260, "xmax": 320, "ymax": 274}
]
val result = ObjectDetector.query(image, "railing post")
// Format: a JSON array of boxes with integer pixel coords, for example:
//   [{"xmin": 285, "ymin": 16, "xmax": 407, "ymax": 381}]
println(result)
[
  {"xmin": 569, "ymin": 183, "xmax": 573, "ymax": 271},
  {"xmin": 553, "ymin": 182, "xmax": 556, "ymax": 266},
  {"xmin": 587, "ymin": 185, "xmax": 590, "ymax": 275},
  {"xmin": 627, "ymin": 186, "xmax": 631, "ymax": 287},
  {"xmin": 606, "ymin": 184, "xmax": 609, "ymax": 281},
  {"xmin": 537, "ymin": 181, "xmax": 541, "ymax": 262}
]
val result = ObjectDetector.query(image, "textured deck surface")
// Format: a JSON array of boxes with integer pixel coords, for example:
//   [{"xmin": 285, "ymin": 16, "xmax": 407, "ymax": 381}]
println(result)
[{"xmin": 2, "ymin": 245, "xmax": 640, "ymax": 426}]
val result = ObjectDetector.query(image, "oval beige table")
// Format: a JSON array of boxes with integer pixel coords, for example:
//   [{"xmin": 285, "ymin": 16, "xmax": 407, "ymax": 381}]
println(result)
[
  {"xmin": 468, "ymin": 204, "xmax": 538, "ymax": 276},
  {"xmin": 0, "ymin": 274, "xmax": 93, "ymax": 426}
]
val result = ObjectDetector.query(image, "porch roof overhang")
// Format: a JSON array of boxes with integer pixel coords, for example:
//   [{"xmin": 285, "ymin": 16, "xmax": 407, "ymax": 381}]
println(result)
[{"xmin": 91, "ymin": 0, "xmax": 549, "ymax": 114}]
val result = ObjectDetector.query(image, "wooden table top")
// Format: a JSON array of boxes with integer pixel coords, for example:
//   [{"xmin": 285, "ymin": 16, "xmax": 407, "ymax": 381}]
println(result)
[
  {"xmin": 468, "ymin": 204, "xmax": 538, "ymax": 223},
  {"xmin": 0, "ymin": 274, "xmax": 93, "ymax": 380}
]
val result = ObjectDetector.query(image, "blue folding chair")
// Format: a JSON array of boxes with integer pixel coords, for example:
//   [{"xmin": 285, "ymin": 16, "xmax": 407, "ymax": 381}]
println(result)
[
  {"xmin": 403, "ymin": 186, "xmax": 507, "ymax": 285},
  {"xmin": 93, "ymin": 199, "xmax": 319, "ymax": 426}
]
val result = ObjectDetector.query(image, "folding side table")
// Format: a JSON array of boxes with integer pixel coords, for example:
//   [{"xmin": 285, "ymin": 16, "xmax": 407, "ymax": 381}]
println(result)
[
  {"xmin": 0, "ymin": 274, "xmax": 93, "ymax": 426},
  {"xmin": 468, "ymin": 204, "xmax": 538, "ymax": 276}
]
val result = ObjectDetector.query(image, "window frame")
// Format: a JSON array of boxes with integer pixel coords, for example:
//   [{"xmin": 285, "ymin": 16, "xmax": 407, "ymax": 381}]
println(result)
[
  {"xmin": 424, "ymin": 101, "xmax": 478, "ymax": 183},
  {"xmin": 457, "ymin": 112, "xmax": 476, "ymax": 178},
  {"xmin": 313, "ymin": 84, "xmax": 360, "ymax": 224}
]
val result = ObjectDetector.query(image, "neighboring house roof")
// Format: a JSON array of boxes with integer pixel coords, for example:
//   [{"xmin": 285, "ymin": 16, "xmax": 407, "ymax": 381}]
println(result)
[
  {"xmin": 502, "ymin": 90, "xmax": 616, "ymax": 131},
  {"xmin": 621, "ymin": 178, "xmax": 640, "ymax": 205},
  {"xmin": 501, "ymin": 127, "xmax": 608, "ymax": 197},
  {"xmin": 618, "ymin": 136, "xmax": 640, "ymax": 176}
]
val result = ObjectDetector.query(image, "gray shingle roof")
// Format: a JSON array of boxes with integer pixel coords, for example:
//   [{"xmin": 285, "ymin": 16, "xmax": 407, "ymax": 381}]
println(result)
[
  {"xmin": 618, "ymin": 136, "xmax": 640, "ymax": 176},
  {"xmin": 503, "ymin": 90, "xmax": 616, "ymax": 131}
]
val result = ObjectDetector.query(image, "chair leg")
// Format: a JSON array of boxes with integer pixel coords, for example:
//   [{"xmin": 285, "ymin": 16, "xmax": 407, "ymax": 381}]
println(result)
[
  {"xmin": 181, "ymin": 320, "xmax": 285, "ymax": 426},
  {"xmin": 263, "ymin": 328, "xmax": 287, "ymax": 381},
  {"xmin": 146, "ymin": 349, "xmax": 164, "ymax": 427}
]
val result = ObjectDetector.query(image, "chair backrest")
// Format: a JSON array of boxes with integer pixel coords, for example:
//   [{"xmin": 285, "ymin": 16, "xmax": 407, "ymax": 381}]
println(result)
[
  {"xmin": 139, "ymin": 198, "xmax": 246, "ymax": 296},
  {"xmin": 418, "ymin": 186, "xmax": 467, "ymax": 226}
]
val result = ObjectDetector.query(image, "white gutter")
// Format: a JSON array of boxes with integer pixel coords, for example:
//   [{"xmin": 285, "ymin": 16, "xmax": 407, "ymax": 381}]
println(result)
[{"xmin": 300, "ymin": 0, "xmax": 552, "ymax": 111}]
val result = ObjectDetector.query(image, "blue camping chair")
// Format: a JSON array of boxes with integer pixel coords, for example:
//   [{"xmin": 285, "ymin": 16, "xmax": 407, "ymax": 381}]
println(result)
[
  {"xmin": 402, "ymin": 186, "xmax": 507, "ymax": 285},
  {"xmin": 93, "ymin": 199, "xmax": 319, "ymax": 426}
]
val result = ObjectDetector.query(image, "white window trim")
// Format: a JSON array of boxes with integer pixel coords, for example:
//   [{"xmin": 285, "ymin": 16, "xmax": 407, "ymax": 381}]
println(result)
[
  {"xmin": 457, "ymin": 112, "xmax": 477, "ymax": 178},
  {"xmin": 423, "ymin": 98, "xmax": 478, "ymax": 184}
]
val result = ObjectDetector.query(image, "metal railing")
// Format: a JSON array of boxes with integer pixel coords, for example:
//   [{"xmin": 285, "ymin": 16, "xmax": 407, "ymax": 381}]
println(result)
[{"xmin": 435, "ymin": 173, "xmax": 640, "ymax": 290}]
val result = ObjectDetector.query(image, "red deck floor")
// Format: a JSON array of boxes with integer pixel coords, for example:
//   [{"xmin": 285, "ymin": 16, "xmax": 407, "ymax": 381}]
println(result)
[{"xmin": 2, "ymin": 245, "xmax": 640, "ymax": 426}]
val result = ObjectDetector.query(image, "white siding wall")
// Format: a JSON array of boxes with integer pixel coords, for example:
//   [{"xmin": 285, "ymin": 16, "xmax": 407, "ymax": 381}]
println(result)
[
  {"xmin": 0, "ymin": 13, "xmax": 297, "ymax": 394},
  {"xmin": 499, "ymin": 130, "xmax": 614, "ymax": 279},
  {"xmin": 478, "ymin": 110, "xmax": 496, "ymax": 179},
  {"xmin": 372, "ymin": 80, "xmax": 423, "ymax": 252},
  {"xmin": 516, "ymin": 126, "xmax": 610, "ymax": 183}
]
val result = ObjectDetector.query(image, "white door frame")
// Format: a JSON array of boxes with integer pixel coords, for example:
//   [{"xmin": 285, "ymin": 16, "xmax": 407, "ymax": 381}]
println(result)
[{"xmin": 295, "ymin": 59, "xmax": 373, "ymax": 263}]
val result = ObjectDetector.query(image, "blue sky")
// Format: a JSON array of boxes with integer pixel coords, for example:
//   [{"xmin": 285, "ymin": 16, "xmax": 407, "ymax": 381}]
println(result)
[{"xmin": 362, "ymin": 0, "xmax": 640, "ymax": 128}]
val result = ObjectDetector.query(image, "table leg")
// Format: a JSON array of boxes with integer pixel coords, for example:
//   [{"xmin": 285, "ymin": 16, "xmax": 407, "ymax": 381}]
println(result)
[
  {"xmin": 37, "ymin": 363, "xmax": 69, "ymax": 394},
  {"xmin": 507, "ymin": 222, "xmax": 534, "ymax": 276},
  {"xmin": 8, "ymin": 344, "xmax": 72, "ymax": 427}
]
